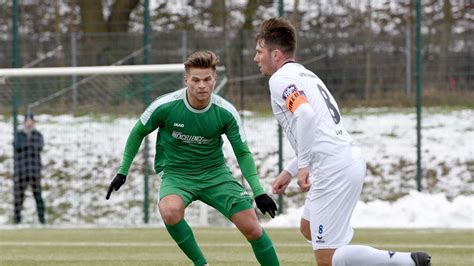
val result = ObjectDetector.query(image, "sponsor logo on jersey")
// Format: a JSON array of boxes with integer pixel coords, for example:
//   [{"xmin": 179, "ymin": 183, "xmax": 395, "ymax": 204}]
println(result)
[
  {"xmin": 173, "ymin": 122, "xmax": 184, "ymax": 128},
  {"xmin": 172, "ymin": 131, "xmax": 210, "ymax": 144},
  {"xmin": 240, "ymin": 191, "xmax": 249, "ymax": 196}
]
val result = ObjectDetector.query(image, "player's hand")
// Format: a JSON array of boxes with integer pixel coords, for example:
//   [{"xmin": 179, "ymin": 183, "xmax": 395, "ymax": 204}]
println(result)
[
  {"xmin": 106, "ymin": 173, "xmax": 126, "ymax": 200},
  {"xmin": 272, "ymin": 170, "xmax": 293, "ymax": 195},
  {"xmin": 255, "ymin": 194, "xmax": 278, "ymax": 218},
  {"xmin": 296, "ymin": 167, "xmax": 311, "ymax": 192}
]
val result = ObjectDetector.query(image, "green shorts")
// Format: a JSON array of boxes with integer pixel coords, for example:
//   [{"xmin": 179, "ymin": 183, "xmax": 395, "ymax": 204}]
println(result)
[{"xmin": 159, "ymin": 168, "xmax": 253, "ymax": 219}]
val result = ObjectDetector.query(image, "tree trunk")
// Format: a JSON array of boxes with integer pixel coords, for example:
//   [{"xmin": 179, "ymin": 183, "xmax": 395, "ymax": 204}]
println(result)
[
  {"xmin": 78, "ymin": 0, "xmax": 106, "ymax": 33},
  {"xmin": 242, "ymin": 0, "xmax": 259, "ymax": 30},
  {"xmin": 107, "ymin": 0, "xmax": 140, "ymax": 32},
  {"xmin": 291, "ymin": 0, "xmax": 300, "ymax": 32},
  {"xmin": 76, "ymin": 0, "xmax": 140, "ymax": 65},
  {"xmin": 438, "ymin": 0, "xmax": 453, "ymax": 89}
]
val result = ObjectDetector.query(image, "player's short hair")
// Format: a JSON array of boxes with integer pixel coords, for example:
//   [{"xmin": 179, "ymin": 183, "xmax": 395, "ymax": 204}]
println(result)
[
  {"xmin": 184, "ymin": 50, "xmax": 219, "ymax": 73},
  {"xmin": 255, "ymin": 17, "xmax": 296, "ymax": 56}
]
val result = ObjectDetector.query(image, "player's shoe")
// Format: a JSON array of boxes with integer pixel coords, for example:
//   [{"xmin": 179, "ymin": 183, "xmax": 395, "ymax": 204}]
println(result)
[{"xmin": 411, "ymin": 252, "xmax": 431, "ymax": 266}]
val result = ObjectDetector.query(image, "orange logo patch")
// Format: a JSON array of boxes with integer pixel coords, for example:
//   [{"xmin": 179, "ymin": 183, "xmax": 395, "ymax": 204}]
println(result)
[{"xmin": 285, "ymin": 90, "xmax": 308, "ymax": 112}]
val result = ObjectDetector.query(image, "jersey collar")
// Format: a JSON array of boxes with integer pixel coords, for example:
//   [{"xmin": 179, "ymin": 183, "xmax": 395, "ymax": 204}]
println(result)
[{"xmin": 183, "ymin": 88, "xmax": 213, "ymax": 113}]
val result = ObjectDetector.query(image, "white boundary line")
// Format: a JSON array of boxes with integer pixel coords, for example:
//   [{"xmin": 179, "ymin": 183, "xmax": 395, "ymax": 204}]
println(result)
[{"xmin": 0, "ymin": 241, "xmax": 472, "ymax": 249}]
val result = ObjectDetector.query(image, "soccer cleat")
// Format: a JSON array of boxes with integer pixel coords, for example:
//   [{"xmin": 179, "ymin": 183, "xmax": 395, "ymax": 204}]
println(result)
[{"xmin": 411, "ymin": 252, "xmax": 431, "ymax": 266}]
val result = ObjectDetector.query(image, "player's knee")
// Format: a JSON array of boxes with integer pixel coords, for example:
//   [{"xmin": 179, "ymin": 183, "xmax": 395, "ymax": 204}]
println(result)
[
  {"xmin": 159, "ymin": 206, "xmax": 183, "ymax": 224},
  {"xmin": 315, "ymin": 249, "xmax": 336, "ymax": 266},
  {"xmin": 159, "ymin": 198, "xmax": 184, "ymax": 224},
  {"xmin": 315, "ymin": 254, "xmax": 332, "ymax": 266},
  {"xmin": 241, "ymin": 225, "xmax": 262, "ymax": 240}
]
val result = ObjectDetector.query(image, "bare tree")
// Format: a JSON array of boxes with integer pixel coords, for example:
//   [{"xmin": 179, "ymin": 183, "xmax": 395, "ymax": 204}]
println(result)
[{"xmin": 74, "ymin": 0, "xmax": 140, "ymax": 65}]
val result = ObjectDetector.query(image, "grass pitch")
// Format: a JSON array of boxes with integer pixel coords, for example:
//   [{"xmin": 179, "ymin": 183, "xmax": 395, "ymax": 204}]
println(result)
[{"xmin": 0, "ymin": 228, "xmax": 472, "ymax": 265}]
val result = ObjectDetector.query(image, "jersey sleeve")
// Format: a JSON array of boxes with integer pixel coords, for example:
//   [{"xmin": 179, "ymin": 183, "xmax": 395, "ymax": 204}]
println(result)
[
  {"xmin": 269, "ymin": 75, "xmax": 309, "ymax": 113},
  {"xmin": 117, "ymin": 104, "xmax": 163, "ymax": 176},
  {"xmin": 224, "ymin": 108, "xmax": 265, "ymax": 197},
  {"xmin": 270, "ymin": 75, "xmax": 315, "ymax": 169},
  {"xmin": 284, "ymin": 157, "xmax": 298, "ymax": 177}
]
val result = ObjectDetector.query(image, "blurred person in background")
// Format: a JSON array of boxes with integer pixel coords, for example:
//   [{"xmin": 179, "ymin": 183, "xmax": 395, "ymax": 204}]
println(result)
[{"xmin": 13, "ymin": 112, "xmax": 45, "ymax": 224}]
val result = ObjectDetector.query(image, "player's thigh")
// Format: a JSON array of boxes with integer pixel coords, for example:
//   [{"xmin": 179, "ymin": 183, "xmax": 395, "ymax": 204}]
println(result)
[
  {"xmin": 300, "ymin": 216, "xmax": 311, "ymax": 241},
  {"xmin": 199, "ymin": 177, "xmax": 253, "ymax": 220},
  {"xmin": 231, "ymin": 208, "xmax": 262, "ymax": 240},
  {"xmin": 159, "ymin": 175, "xmax": 198, "ymax": 209},
  {"xmin": 308, "ymin": 160, "xmax": 365, "ymax": 250}
]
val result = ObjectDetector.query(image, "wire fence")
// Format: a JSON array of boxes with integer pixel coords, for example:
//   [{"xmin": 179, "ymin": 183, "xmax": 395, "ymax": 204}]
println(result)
[
  {"xmin": 1, "ymin": 29, "xmax": 473, "ymax": 114},
  {"xmin": 0, "ymin": 24, "xmax": 472, "ymax": 225}
]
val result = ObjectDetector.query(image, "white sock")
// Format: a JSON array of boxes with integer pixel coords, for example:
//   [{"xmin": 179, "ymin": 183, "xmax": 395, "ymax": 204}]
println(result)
[{"xmin": 332, "ymin": 245, "xmax": 415, "ymax": 266}]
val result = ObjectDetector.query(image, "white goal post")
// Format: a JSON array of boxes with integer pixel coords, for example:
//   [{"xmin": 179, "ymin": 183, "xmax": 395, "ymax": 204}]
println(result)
[{"xmin": 0, "ymin": 64, "xmax": 226, "ymax": 77}]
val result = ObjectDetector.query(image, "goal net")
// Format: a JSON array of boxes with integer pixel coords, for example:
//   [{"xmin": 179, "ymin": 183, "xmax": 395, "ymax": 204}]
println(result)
[{"xmin": 0, "ymin": 64, "xmax": 228, "ymax": 226}]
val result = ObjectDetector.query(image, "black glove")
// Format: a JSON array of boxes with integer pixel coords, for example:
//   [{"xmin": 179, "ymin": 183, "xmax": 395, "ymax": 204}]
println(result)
[
  {"xmin": 255, "ymin": 194, "xmax": 278, "ymax": 218},
  {"xmin": 106, "ymin": 173, "xmax": 126, "ymax": 200}
]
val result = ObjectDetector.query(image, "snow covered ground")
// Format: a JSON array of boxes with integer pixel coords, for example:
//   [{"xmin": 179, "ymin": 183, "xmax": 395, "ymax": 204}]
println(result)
[{"xmin": 0, "ymin": 108, "xmax": 472, "ymax": 228}]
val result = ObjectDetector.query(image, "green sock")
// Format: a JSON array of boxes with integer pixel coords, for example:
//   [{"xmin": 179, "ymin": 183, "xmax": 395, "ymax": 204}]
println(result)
[
  {"xmin": 165, "ymin": 219, "xmax": 207, "ymax": 266},
  {"xmin": 249, "ymin": 229, "xmax": 280, "ymax": 266}
]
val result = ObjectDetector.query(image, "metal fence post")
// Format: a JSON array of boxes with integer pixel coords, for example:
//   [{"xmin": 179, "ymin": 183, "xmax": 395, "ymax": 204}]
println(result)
[
  {"xmin": 71, "ymin": 32, "xmax": 78, "ymax": 111},
  {"xmin": 277, "ymin": 0, "xmax": 284, "ymax": 215},
  {"xmin": 406, "ymin": 13, "xmax": 412, "ymax": 96},
  {"xmin": 143, "ymin": 0, "xmax": 151, "ymax": 224},
  {"xmin": 415, "ymin": 0, "xmax": 423, "ymax": 192},
  {"xmin": 12, "ymin": 0, "xmax": 20, "ymax": 156}
]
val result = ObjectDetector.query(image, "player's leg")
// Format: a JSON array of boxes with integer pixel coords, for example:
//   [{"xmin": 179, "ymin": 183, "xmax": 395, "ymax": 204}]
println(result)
[
  {"xmin": 332, "ymin": 245, "xmax": 431, "ymax": 266},
  {"xmin": 159, "ymin": 177, "xmax": 207, "ymax": 266},
  {"xmin": 231, "ymin": 209, "xmax": 279, "ymax": 266},
  {"xmin": 13, "ymin": 176, "xmax": 27, "ymax": 224},
  {"xmin": 306, "ymin": 158, "xmax": 364, "ymax": 265},
  {"xmin": 300, "ymin": 199, "xmax": 311, "ymax": 241},
  {"xmin": 32, "ymin": 176, "xmax": 45, "ymax": 224},
  {"xmin": 311, "ymin": 159, "xmax": 430, "ymax": 266},
  {"xmin": 199, "ymin": 174, "xmax": 279, "ymax": 266},
  {"xmin": 231, "ymin": 209, "xmax": 261, "ymax": 240},
  {"xmin": 300, "ymin": 191, "xmax": 336, "ymax": 266}
]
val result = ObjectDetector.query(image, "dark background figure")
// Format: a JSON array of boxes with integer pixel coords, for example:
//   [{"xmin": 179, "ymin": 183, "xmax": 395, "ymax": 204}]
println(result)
[{"xmin": 13, "ymin": 113, "xmax": 45, "ymax": 224}]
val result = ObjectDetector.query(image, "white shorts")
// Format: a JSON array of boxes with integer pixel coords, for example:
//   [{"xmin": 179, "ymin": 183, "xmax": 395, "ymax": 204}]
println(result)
[{"xmin": 302, "ymin": 158, "xmax": 366, "ymax": 250}]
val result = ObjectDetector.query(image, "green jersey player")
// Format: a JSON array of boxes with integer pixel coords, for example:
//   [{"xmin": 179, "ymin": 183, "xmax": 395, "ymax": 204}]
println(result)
[{"xmin": 106, "ymin": 51, "xmax": 279, "ymax": 266}]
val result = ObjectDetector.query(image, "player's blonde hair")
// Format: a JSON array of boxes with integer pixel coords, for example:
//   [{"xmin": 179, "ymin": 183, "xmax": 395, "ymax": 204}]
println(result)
[
  {"xmin": 255, "ymin": 17, "xmax": 297, "ymax": 56},
  {"xmin": 184, "ymin": 50, "xmax": 219, "ymax": 73}
]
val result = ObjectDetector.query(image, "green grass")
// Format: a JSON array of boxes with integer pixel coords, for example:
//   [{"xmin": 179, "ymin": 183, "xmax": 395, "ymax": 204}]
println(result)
[{"xmin": 0, "ymin": 228, "xmax": 472, "ymax": 265}]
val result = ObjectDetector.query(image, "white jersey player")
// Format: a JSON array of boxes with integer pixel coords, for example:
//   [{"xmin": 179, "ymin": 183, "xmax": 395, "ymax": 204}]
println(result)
[{"xmin": 254, "ymin": 17, "xmax": 431, "ymax": 266}]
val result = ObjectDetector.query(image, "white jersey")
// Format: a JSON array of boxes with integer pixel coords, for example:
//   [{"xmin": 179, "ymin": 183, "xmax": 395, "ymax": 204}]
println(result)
[{"xmin": 269, "ymin": 62, "xmax": 361, "ymax": 179}]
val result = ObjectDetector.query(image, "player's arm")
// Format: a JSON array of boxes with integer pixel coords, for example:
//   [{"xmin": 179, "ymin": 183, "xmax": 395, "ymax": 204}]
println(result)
[
  {"xmin": 230, "ymin": 140, "xmax": 264, "ymax": 196},
  {"xmin": 271, "ymin": 77, "xmax": 317, "ymax": 192},
  {"xmin": 106, "ymin": 108, "xmax": 160, "ymax": 199},
  {"xmin": 293, "ymin": 103, "xmax": 316, "ymax": 192},
  {"xmin": 272, "ymin": 158, "xmax": 297, "ymax": 194},
  {"xmin": 117, "ymin": 121, "xmax": 153, "ymax": 176},
  {"xmin": 225, "ymin": 111, "xmax": 278, "ymax": 218}
]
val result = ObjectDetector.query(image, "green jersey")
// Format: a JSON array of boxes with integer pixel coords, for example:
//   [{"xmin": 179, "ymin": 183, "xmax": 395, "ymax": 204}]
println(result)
[{"xmin": 118, "ymin": 88, "xmax": 264, "ymax": 197}]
